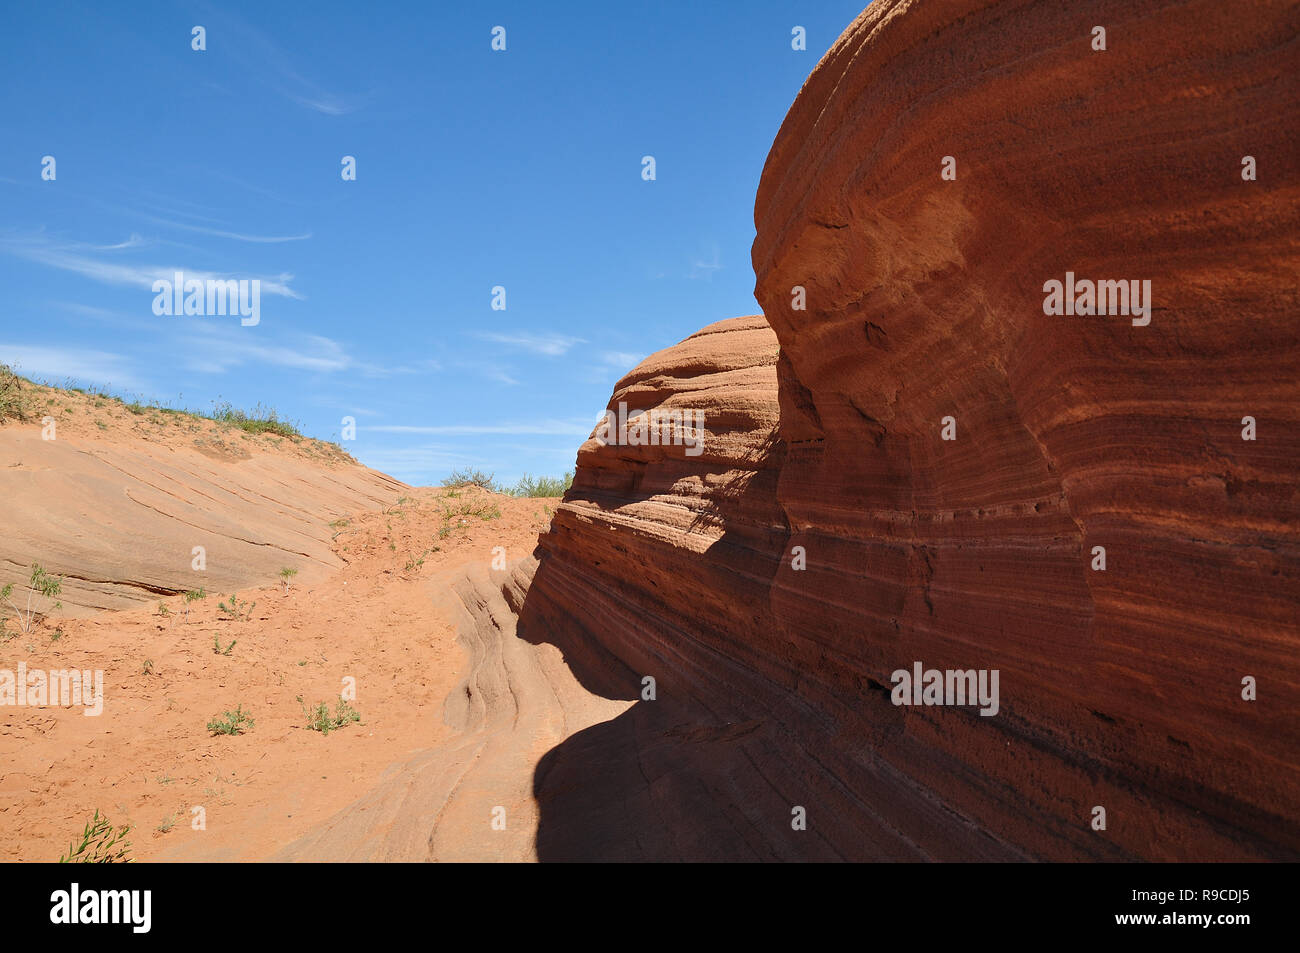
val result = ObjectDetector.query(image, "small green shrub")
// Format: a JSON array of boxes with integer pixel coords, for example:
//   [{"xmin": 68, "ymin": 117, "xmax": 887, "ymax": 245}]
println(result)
[
  {"xmin": 440, "ymin": 467, "xmax": 495, "ymax": 489},
  {"xmin": 507, "ymin": 471, "xmax": 573, "ymax": 498},
  {"xmin": 217, "ymin": 593, "xmax": 254, "ymax": 621},
  {"xmin": 207, "ymin": 704, "xmax": 254, "ymax": 736},
  {"xmin": 1, "ymin": 563, "xmax": 64, "ymax": 634},
  {"xmin": 209, "ymin": 400, "xmax": 301, "ymax": 438},
  {"xmin": 402, "ymin": 549, "xmax": 431, "ymax": 572},
  {"xmin": 182, "ymin": 588, "xmax": 206, "ymax": 622},
  {"xmin": 59, "ymin": 810, "xmax": 133, "ymax": 863},
  {"xmin": 302, "ymin": 698, "xmax": 361, "ymax": 735}
]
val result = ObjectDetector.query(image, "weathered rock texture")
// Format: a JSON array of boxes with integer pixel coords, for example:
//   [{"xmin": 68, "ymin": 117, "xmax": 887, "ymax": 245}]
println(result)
[
  {"xmin": 518, "ymin": 314, "xmax": 1048, "ymax": 859},
  {"xmin": 746, "ymin": 0, "xmax": 1299, "ymax": 859},
  {"xmin": 512, "ymin": 0, "xmax": 1299, "ymax": 860}
]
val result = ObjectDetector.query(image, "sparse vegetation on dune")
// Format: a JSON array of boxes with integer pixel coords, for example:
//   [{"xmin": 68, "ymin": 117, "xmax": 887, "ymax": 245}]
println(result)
[
  {"xmin": 207, "ymin": 704, "xmax": 254, "ymax": 736},
  {"xmin": 507, "ymin": 471, "xmax": 573, "ymax": 497},
  {"xmin": 182, "ymin": 588, "xmax": 206, "ymax": 622},
  {"xmin": 440, "ymin": 467, "xmax": 573, "ymax": 497},
  {"xmin": 1, "ymin": 563, "xmax": 64, "ymax": 635},
  {"xmin": 208, "ymin": 400, "xmax": 302, "ymax": 438},
  {"xmin": 441, "ymin": 499, "xmax": 501, "ymax": 521},
  {"xmin": 441, "ymin": 467, "xmax": 497, "ymax": 489},
  {"xmin": 0, "ymin": 363, "xmax": 34, "ymax": 422},
  {"xmin": 432, "ymin": 496, "xmax": 502, "ymax": 540},
  {"xmin": 217, "ymin": 592, "xmax": 255, "ymax": 621},
  {"xmin": 0, "ymin": 366, "xmax": 355, "ymax": 461},
  {"xmin": 402, "ymin": 548, "xmax": 433, "ymax": 572},
  {"xmin": 301, "ymin": 698, "xmax": 362, "ymax": 735}
]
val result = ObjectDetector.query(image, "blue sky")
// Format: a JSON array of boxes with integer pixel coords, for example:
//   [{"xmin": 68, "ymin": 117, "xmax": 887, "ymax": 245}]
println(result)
[{"xmin": 0, "ymin": 0, "xmax": 864, "ymax": 485}]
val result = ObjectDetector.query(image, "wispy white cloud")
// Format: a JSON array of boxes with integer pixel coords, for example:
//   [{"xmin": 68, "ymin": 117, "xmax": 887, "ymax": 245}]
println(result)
[
  {"xmin": 0, "ymin": 344, "xmax": 144, "ymax": 390},
  {"xmin": 138, "ymin": 214, "xmax": 311, "ymax": 244},
  {"xmin": 1, "ymin": 236, "xmax": 302, "ymax": 299},
  {"xmin": 352, "ymin": 357, "xmax": 440, "ymax": 378},
  {"xmin": 476, "ymin": 331, "xmax": 585, "ymax": 357},
  {"xmin": 287, "ymin": 93, "xmax": 355, "ymax": 116},
  {"xmin": 172, "ymin": 325, "xmax": 430, "ymax": 379},
  {"xmin": 571, "ymin": 349, "xmax": 647, "ymax": 385},
  {"xmin": 91, "ymin": 191, "xmax": 311, "ymax": 243},
  {"xmin": 176, "ymin": 328, "xmax": 350, "ymax": 374},
  {"xmin": 200, "ymin": 169, "xmax": 310, "ymax": 208},
  {"xmin": 98, "ymin": 233, "xmax": 149, "ymax": 251},
  {"xmin": 202, "ymin": 4, "xmax": 363, "ymax": 116},
  {"xmin": 455, "ymin": 360, "xmax": 520, "ymax": 386},
  {"xmin": 11, "ymin": 303, "xmax": 422, "ymax": 389},
  {"xmin": 602, "ymin": 350, "xmax": 644, "ymax": 369},
  {"xmin": 49, "ymin": 300, "xmax": 119, "ymax": 319},
  {"xmin": 129, "ymin": 194, "xmax": 230, "ymax": 226},
  {"xmin": 349, "ymin": 445, "xmax": 467, "ymax": 481},
  {"xmin": 47, "ymin": 299, "xmax": 181, "ymax": 336},
  {"xmin": 689, "ymin": 243, "xmax": 722, "ymax": 280}
]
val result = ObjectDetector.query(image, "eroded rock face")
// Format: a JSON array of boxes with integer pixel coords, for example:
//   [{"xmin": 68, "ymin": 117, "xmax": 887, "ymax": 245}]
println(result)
[
  {"xmin": 749, "ymin": 0, "xmax": 1300, "ymax": 858},
  {"xmin": 520, "ymin": 316, "xmax": 845, "ymax": 860},
  {"xmin": 517, "ymin": 2, "xmax": 1297, "ymax": 860},
  {"xmin": 517, "ymin": 316, "xmax": 1031, "ymax": 859},
  {"xmin": 522, "ymin": 315, "xmax": 788, "ymax": 702}
]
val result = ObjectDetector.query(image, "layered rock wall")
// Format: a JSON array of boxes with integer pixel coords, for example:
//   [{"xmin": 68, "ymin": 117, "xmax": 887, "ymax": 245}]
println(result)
[{"xmin": 517, "ymin": 0, "xmax": 1299, "ymax": 859}]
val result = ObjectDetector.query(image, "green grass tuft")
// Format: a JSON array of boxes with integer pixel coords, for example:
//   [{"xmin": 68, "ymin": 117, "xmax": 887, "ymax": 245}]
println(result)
[
  {"xmin": 59, "ymin": 810, "xmax": 133, "ymax": 863},
  {"xmin": 209, "ymin": 400, "xmax": 301, "ymax": 438},
  {"xmin": 440, "ymin": 467, "xmax": 496, "ymax": 489},
  {"xmin": 302, "ymin": 698, "xmax": 361, "ymax": 735},
  {"xmin": 505, "ymin": 471, "xmax": 573, "ymax": 497},
  {"xmin": 207, "ymin": 704, "xmax": 254, "ymax": 736}
]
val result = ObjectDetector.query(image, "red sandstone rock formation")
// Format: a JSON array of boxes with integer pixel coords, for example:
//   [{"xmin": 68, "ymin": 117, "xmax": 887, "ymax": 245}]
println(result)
[
  {"xmin": 519, "ymin": 0, "xmax": 1299, "ymax": 859},
  {"xmin": 747, "ymin": 0, "xmax": 1299, "ymax": 859}
]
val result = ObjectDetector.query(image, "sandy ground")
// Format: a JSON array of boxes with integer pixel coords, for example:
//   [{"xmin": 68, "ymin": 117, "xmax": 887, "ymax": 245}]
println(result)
[{"xmin": 0, "ymin": 484, "xmax": 557, "ymax": 862}]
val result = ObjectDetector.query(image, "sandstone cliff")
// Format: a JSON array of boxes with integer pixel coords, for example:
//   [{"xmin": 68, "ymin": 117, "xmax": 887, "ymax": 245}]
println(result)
[
  {"xmin": 516, "ymin": 0, "xmax": 1297, "ymax": 860},
  {"xmin": 746, "ymin": 0, "xmax": 1299, "ymax": 859}
]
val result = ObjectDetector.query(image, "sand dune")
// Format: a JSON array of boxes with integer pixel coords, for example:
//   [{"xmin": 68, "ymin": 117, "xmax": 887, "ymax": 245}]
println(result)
[{"xmin": 0, "ymin": 385, "xmax": 403, "ymax": 616}]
